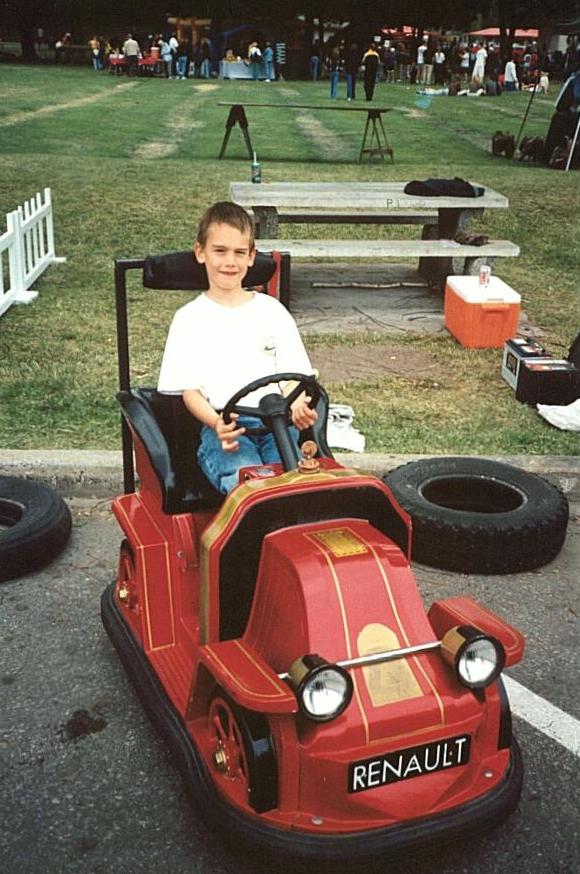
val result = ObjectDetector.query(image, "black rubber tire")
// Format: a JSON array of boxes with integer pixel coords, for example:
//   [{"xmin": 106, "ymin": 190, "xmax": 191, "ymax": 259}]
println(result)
[
  {"xmin": 383, "ymin": 457, "xmax": 569, "ymax": 574},
  {"xmin": 0, "ymin": 476, "xmax": 72, "ymax": 582},
  {"xmin": 209, "ymin": 690, "xmax": 278, "ymax": 814}
]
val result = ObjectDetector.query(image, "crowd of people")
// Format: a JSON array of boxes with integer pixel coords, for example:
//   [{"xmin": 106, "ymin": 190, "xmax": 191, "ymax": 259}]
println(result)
[
  {"xmin": 306, "ymin": 34, "xmax": 578, "ymax": 101},
  {"xmin": 38, "ymin": 27, "xmax": 580, "ymax": 94},
  {"xmin": 78, "ymin": 32, "xmax": 289, "ymax": 81},
  {"xmin": 83, "ymin": 32, "xmax": 213, "ymax": 79}
]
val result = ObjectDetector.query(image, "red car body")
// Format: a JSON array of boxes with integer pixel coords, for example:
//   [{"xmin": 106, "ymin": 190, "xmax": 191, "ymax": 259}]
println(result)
[
  {"xmin": 102, "ymin": 255, "xmax": 524, "ymax": 861},
  {"xmin": 104, "ymin": 443, "xmax": 524, "ymax": 860}
]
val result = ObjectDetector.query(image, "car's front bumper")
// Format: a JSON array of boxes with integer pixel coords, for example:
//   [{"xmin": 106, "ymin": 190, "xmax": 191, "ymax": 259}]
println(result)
[{"xmin": 101, "ymin": 581, "xmax": 523, "ymax": 863}]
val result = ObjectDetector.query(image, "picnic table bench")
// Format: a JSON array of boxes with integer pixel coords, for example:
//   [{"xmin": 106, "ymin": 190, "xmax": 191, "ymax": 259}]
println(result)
[
  {"xmin": 248, "ymin": 207, "xmax": 440, "ymax": 237},
  {"xmin": 230, "ymin": 181, "xmax": 520, "ymax": 301},
  {"xmin": 218, "ymin": 102, "xmax": 393, "ymax": 163}
]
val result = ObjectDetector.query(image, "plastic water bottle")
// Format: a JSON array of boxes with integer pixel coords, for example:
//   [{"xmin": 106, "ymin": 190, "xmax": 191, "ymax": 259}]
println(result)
[{"xmin": 251, "ymin": 151, "xmax": 261, "ymax": 183}]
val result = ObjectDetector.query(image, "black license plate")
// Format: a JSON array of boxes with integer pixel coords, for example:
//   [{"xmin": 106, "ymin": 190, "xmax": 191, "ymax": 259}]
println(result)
[{"xmin": 349, "ymin": 734, "xmax": 471, "ymax": 794}]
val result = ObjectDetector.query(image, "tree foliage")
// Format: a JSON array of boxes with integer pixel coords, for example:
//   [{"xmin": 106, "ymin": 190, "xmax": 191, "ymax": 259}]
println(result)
[{"xmin": 2, "ymin": 0, "xmax": 574, "ymax": 59}]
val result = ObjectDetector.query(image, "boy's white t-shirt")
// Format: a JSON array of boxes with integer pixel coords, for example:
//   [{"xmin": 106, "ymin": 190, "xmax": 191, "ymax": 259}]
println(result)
[{"xmin": 157, "ymin": 292, "xmax": 313, "ymax": 409}]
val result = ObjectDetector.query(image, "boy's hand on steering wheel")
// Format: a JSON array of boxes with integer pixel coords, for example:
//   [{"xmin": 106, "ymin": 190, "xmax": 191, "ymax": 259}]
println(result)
[
  {"xmin": 290, "ymin": 393, "xmax": 318, "ymax": 430},
  {"xmin": 214, "ymin": 412, "xmax": 245, "ymax": 452}
]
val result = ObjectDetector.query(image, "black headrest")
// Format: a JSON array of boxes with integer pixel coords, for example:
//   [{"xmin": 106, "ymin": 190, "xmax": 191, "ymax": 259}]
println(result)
[{"xmin": 142, "ymin": 250, "xmax": 276, "ymax": 290}]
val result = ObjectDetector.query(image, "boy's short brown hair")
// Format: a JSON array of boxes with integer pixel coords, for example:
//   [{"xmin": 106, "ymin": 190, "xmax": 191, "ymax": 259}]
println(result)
[{"xmin": 196, "ymin": 201, "xmax": 255, "ymax": 249}]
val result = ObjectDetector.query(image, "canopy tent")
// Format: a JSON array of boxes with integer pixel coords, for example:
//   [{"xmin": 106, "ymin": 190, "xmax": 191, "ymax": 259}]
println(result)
[
  {"xmin": 469, "ymin": 27, "xmax": 539, "ymax": 39},
  {"xmin": 382, "ymin": 26, "xmax": 415, "ymax": 36}
]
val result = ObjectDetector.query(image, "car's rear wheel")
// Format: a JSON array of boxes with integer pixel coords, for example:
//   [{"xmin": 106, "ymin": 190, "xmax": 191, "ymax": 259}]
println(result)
[
  {"xmin": 383, "ymin": 457, "xmax": 569, "ymax": 574},
  {"xmin": 208, "ymin": 691, "xmax": 278, "ymax": 814}
]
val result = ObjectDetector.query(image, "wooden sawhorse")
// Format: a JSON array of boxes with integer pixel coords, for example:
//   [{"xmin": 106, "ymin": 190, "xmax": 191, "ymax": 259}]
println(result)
[
  {"xmin": 218, "ymin": 105, "xmax": 254, "ymax": 160},
  {"xmin": 359, "ymin": 110, "xmax": 394, "ymax": 162}
]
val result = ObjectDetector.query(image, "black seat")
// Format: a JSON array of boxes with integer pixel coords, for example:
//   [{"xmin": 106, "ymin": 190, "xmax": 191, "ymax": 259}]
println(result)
[
  {"xmin": 119, "ymin": 385, "xmax": 333, "ymax": 516},
  {"xmin": 119, "ymin": 388, "xmax": 223, "ymax": 514}
]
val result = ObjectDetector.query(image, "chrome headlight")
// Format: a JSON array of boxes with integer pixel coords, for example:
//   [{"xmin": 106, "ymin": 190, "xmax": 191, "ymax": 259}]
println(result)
[
  {"xmin": 288, "ymin": 654, "xmax": 353, "ymax": 722},
  {"xmin": 441, "ymin": 626, "xmax": 505, "ymax": 689}
]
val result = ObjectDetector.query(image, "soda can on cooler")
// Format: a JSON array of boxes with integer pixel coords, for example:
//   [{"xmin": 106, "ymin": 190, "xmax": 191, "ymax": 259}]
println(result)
[{"xmin": 479, "ymin": 264, "xmax": 491, "ymax": 287}]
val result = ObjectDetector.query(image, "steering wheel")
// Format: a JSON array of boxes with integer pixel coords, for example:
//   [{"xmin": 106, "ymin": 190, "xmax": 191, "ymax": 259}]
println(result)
[{"xmin": 222, "ymin": 372, "xmax": 320, "ymax": 436}]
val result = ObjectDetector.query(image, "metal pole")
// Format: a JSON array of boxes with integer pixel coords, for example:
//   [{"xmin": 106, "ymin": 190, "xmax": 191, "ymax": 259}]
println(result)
[
  {"xmin": 514, "ymin": 72, "xmax": 538, "ymax": 153},
  {"xmin": 564, "ymin": 112, "xmax": 580, "ymax": 172},
  {"xmin": 115, "ymin": 259, "xmax": 144, "ymax": 494},
  {"xmin": 278, "ymin": 641, "xmax": 441, "ymax": 679},
  {"xmin": 337, "ymin": 641, "xmax": 441, "ymax": 670}
]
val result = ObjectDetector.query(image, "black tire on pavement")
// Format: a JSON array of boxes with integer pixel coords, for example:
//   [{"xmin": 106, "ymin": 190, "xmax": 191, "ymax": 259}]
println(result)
[
  {"xmin": 383, "ymin": 457, "xmax": 569, "ymax": 574},
  {"xmin": 0, "ymin": 476, "xmax": 72, "ymax": 582}
]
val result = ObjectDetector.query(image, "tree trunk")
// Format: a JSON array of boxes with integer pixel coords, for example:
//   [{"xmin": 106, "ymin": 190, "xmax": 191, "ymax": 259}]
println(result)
[{"xmin": 20, "ymin": 24, "xmax": 38, "ymax": 62}]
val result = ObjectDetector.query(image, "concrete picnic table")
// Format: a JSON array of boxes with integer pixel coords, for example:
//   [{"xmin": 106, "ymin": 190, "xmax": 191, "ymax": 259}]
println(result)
[
  {"xmin": 218, "ymin": 102, "xmax": 393, "ymax": 162},
  {"xmin": 229, "ymin": 180, "xmax": 510, "ymax": 238},
  {"xmin": 230, "ymin": 181, "xmax": 518, "ymax": 293}
]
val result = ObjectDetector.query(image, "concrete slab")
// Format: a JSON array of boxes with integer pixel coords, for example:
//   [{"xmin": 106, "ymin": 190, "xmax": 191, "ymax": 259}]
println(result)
[
  {"xmin": 289, "ymin": 263, "xmax": 533, "ymax": 337},
  {"xmin": 0, "ymin": 450, "xmax": 578, "ymax": 502},
  {"xmin": 290, "ymin": 263, "xmax": 446, "ymax": 335}
]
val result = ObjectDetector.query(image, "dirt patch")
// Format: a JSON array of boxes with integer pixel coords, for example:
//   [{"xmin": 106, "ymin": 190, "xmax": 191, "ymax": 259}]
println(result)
[
  {"xmin": 278, "ymin": 87, "xmax": 300, "ymax": 97},
  {"xmin": 295, "ymin": 113, "xmax": 344, "ymax": 159},
  {"xmin": 309, "ymin": 342, "xmax": 445, "ymax": 383},
  {"xmin": 133, "ymin": 115, "xmax": 204, "ymax": 159},
  {"xmin": 168, "ymin": 117, "xmax": 205, "ymax": 133},
  {"xmin": 133, "ymin": 141, "xmax": 177, "ymax": 159},
  {"xmin": 0, "ymin": 82, "xmax": 136, "ymax": 127},
  {"xmin": 396, "ymin": 107, "xmax": 427, "ymax": 119},
  {"xmin": 193, "ymin": 83, "xmax": 219, "ymax": 92},
  {"xmin": 396, "ymin": 105, "xmax": 490, "ymax": 151}
]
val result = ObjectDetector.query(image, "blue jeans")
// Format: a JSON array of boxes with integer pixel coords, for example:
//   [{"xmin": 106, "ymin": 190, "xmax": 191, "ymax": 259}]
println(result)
[
  {"xmin": 330, "ymin": 70, "xmax": 339, "ymax": 98},
  {"xmin": 177, "ymin": 56, "xmax": 188, "ymax": 78},
  {"xmin": 346, "ymin": 72, "xmax": 356, "ymax": 99},
  {"xmin": 198, "ymin": 416, "xmax": 299, "ymax": 494},
  {"xmin": 264, "ymin": 60, "xmax": 274, "ymax": 80},
  {"xmin": 310, "ymin": 56, "xmax": 320, "ymax": 81}
]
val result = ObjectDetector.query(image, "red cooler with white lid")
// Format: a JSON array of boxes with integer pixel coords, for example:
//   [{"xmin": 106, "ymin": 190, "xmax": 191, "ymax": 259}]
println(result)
[{"xmin": 444, "ymin": 275, "xmax": 521, "ymax": 348}]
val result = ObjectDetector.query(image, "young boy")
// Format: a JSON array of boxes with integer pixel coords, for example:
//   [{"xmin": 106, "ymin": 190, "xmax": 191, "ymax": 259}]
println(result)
[{"xmin": 157, "ymin": 202, "xmax": 317, "ymax": 494}]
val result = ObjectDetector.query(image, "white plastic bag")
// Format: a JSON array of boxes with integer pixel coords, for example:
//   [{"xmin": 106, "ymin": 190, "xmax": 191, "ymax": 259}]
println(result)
[
  {"xmin": 327, "ymin": 404, "xmax": 366, "ymax": 452},
  {"xmin": 537, "ymin": 399, "xmax": 580, "ymax": 431}
]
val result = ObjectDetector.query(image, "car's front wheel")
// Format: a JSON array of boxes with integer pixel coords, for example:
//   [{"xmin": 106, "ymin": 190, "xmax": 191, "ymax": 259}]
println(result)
[{"xmin": 208, "ymin": 691, "xmax": 278, "ymax": 814}]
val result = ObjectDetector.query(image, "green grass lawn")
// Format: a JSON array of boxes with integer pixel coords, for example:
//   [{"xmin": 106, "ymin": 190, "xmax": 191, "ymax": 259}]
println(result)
[{"xmin": 0, "ymin": 64, "xmax": 578, "ymax": 454}]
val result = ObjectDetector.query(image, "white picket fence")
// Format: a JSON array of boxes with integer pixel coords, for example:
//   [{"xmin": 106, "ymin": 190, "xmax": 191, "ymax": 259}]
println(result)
[{"xmin": 0, "ymin": 188, "xmax": 66, "ymax": 318}]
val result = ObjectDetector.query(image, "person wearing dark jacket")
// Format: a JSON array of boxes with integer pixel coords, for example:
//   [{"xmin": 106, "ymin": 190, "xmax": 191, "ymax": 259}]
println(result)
[
  {"xmin": 362, "ymin": 44, "xmax": 380, "ymax": 101},
  {"xmin": 345, "ymin": 43, "xmax": 360, "ymax": 100}
]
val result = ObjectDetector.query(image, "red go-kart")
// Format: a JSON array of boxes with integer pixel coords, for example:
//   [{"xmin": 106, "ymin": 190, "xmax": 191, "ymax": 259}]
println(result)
[{"xmin": 101, "ymin": 252, "xmax": 524, "ymax": 862}]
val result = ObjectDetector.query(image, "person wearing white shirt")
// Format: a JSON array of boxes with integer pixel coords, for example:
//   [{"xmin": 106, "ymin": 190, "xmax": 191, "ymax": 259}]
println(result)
[
  {"xmin": 416, "ymin": 42, "xmax": 427, "ymax": 83},
  {"xmin": 504, "ymin": 58, "xmax": 519, "ymax": 91},
  {"xmin": 158, "ymin": 202, "xmax": 317, "ymax": 494},
  {"xmin": 433, "ymin": 48, "xmax": 446, "ymax": 85},
  {"xmin": 169, "ymin": 33, "xmax": 179, "ymax": 77},
  {"xmin": 472, "ymin": 44, "xmax": 487, "ymax": 81}
]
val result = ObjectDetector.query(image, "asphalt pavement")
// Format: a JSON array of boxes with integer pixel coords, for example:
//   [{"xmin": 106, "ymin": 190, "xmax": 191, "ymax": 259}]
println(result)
[{"xmin": 1, "ymin": 453, "xmax": 579, "ymax": 874}]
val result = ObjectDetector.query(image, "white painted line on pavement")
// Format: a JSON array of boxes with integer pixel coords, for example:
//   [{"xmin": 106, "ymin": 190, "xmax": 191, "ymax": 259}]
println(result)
[{"xmin": 503, "ymin": 675, "xmax": 580, "ymax": 758}]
